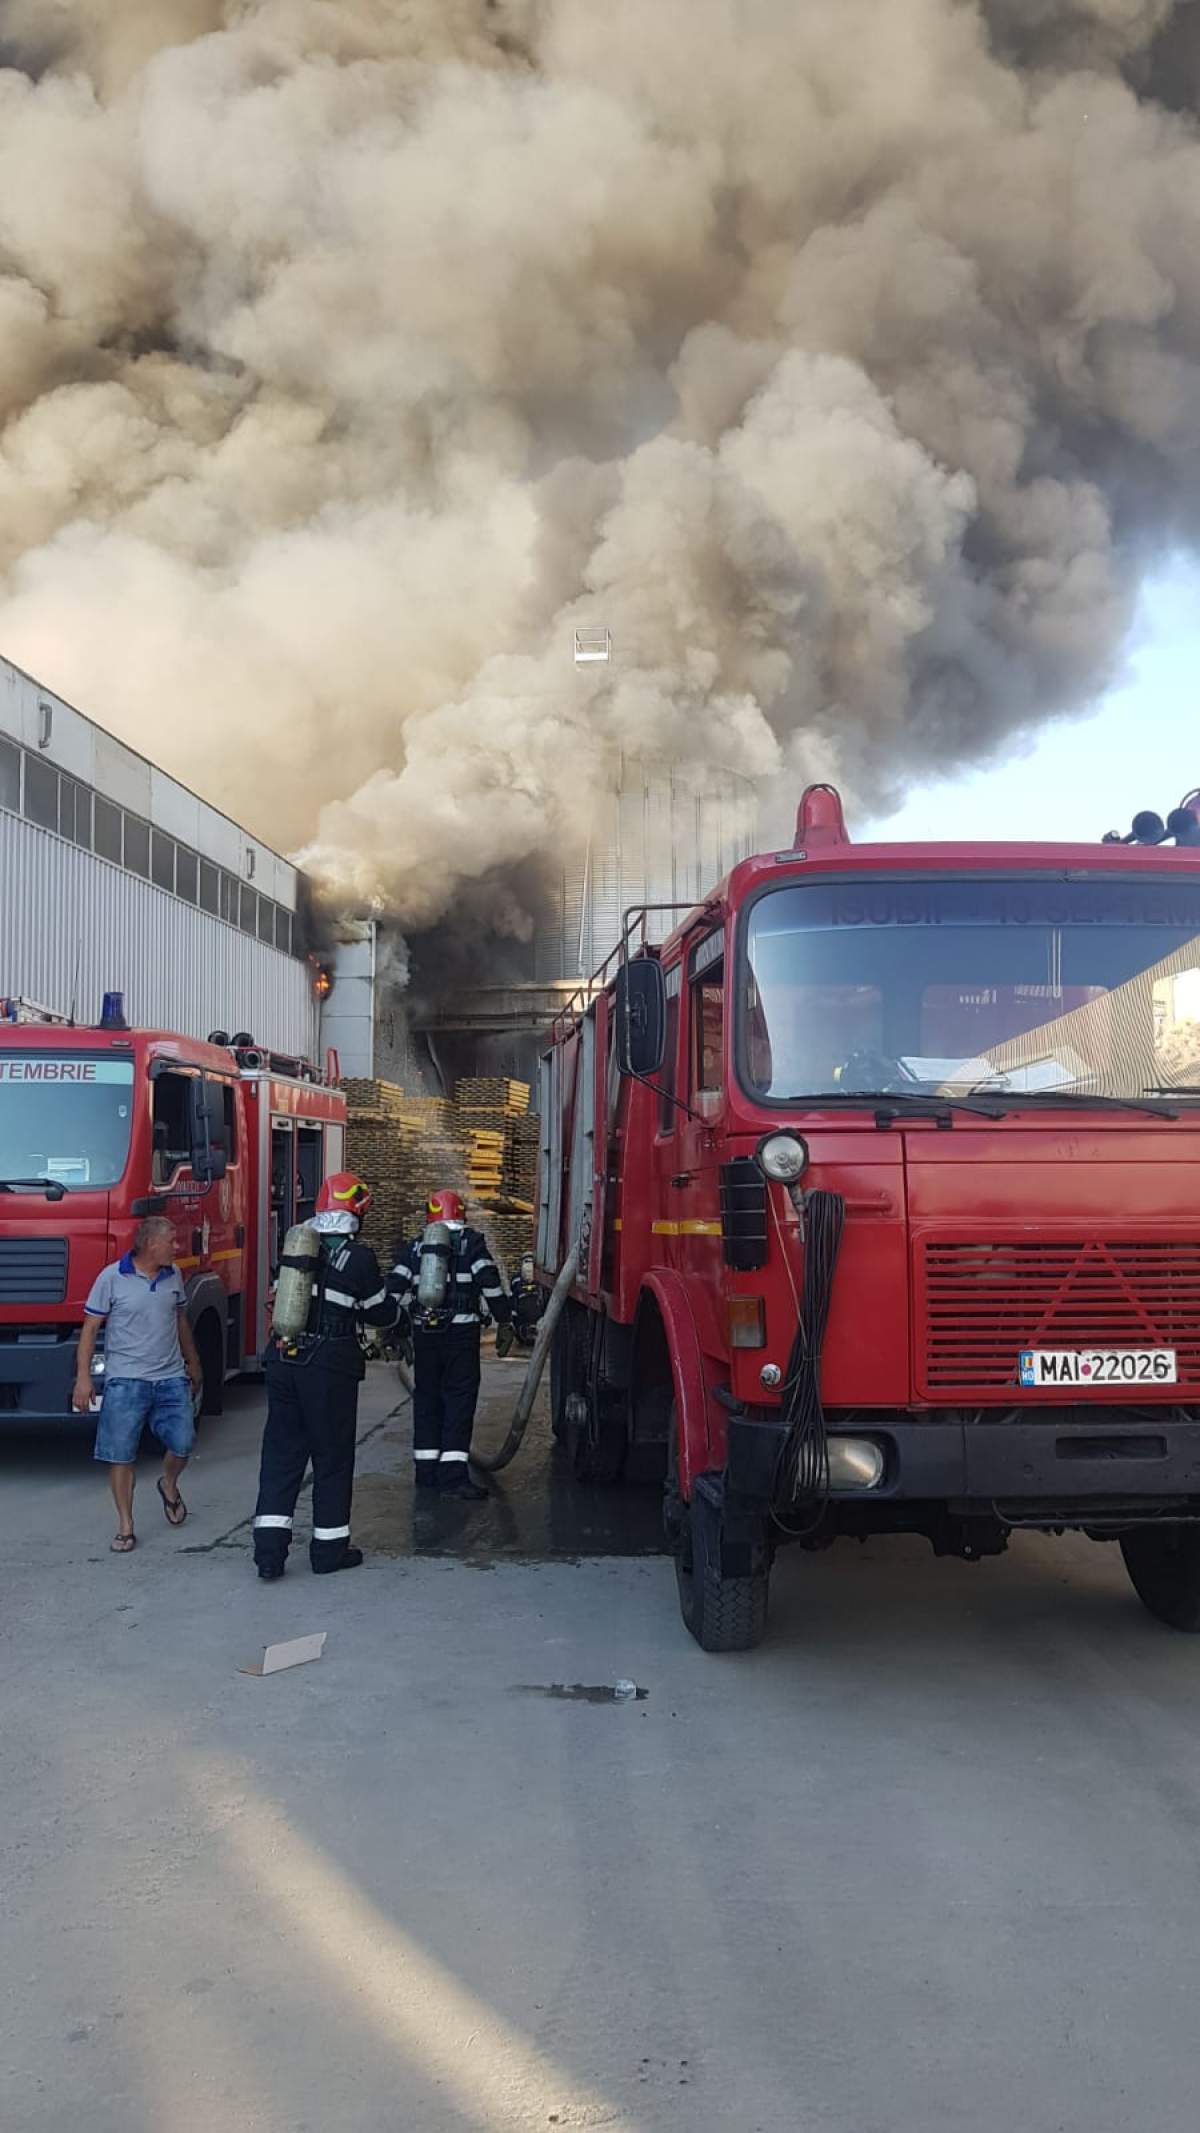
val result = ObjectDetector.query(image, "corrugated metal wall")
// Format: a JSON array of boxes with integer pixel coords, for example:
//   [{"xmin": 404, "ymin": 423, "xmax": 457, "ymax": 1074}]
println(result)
[
  {"xmin": 1, "ymin": 811, "xmax": 318, "ymax": 1054},
  {"xmin": 534, "ymin": 758, "xmax": 759, "ymax": 980}
]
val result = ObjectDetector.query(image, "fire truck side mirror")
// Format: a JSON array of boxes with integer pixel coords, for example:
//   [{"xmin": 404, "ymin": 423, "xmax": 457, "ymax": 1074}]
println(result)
[
  {"xmin": 615, "ymin": 956, "xmax": 666, "ymax": 1079},
  {"xmin": 188, "ymin": 1074, "xmax": 229, "ymax": 1185}
]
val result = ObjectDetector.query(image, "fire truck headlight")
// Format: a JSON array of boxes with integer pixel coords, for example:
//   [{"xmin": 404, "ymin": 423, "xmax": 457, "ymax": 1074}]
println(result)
[
  {"xmin": 827, "ymin": 1437, "xmax": 885, "ymax": 1490},
  {"xmin": 90, "ymin": 1354, "xmax": 105, "ymax": 1380},
  {"xmin": 756, "ymin": 1132, "xmax": 809, "ymax": 1183}
]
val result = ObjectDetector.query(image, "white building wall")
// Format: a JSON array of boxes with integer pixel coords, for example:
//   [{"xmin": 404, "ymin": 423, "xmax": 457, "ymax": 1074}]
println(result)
[
  {"xmin": 0, "ymin": 810, "xmax": 318, "ymax": 1056},
  {"xmin": 0, "ymin": 655, "xmax": 299, "ymax": 907},
  {"xmin": 322, "ymin": 928, "xmax": 378, "ymax": 1079},
  {"xmin": 534, "ymin": 757, "xmax": 759, "ymax": 981}
]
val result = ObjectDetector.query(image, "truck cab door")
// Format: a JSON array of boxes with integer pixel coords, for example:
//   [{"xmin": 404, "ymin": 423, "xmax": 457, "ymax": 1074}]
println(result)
[
  {"xmin": 649, "ymin": 963, "xmax": 684, "ymax": 1267},
  {"xmin": 669, "ymin": 929, "xmax": 727, "ymax": 1362}
]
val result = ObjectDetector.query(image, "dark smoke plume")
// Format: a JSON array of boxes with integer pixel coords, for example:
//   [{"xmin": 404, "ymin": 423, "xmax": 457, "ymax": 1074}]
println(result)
[{"xmin": 0, "ymin": 1, "xmax": 1199, "ymax": 925}]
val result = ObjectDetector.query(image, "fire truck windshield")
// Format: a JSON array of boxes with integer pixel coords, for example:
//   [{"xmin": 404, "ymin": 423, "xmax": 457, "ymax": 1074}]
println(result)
[
  {"xmin": 0, "ymin": 1055, "xmax": 135, "ymax": 1188},
  {"xmin": 741, "ymin": 876, "xmax": 1200, "ymax": 1105}
]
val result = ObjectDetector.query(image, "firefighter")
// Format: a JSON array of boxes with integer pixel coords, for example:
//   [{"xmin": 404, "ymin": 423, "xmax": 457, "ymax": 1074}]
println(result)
[
  {"xmin": 496, "ymin": 1252, "xmax": 544, "ymax": 1356},
  {"xmin": 252, "ymin": 1171, "xmax": 395, "ymax": 1579},
  {"xmin": 391, "ymin": 1189, "xmax": 510, "ymax": 1500}
]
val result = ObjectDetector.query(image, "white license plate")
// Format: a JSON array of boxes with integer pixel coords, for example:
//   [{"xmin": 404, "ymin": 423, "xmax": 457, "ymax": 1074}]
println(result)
[{"xmin": 1019, "ymin": 1348, "xmax": 1177, "ymax": 1388}]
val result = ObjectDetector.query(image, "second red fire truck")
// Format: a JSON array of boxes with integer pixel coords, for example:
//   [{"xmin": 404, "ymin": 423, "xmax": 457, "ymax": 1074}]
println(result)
[
  {"xmin": 538, "ymin": 787, "xmax": 1200, "ymax": 1650},
  {"xmin": 0, "ymin": 995, "xmax": 346, "ymax": 1425}
]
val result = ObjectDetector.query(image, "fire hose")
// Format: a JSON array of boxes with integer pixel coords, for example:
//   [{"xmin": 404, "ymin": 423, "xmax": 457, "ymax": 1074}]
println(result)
[
  {"xmin": 389, "ymin": 1242, "xmax": 581, "ymax": 1474},
  {"xmin": 472, "ymin": 1242, "xmax": 580, "ymax": 1472}
]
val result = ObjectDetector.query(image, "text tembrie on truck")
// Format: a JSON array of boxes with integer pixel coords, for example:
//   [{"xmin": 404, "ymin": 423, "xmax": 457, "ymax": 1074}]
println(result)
[
  {"xmin": 0, "ymin": 995, "xmax": 347, "ymax": 1424},
  {"xmin": 537, "ymin": 783, "xmax": 1200, "ymax": 1649}
]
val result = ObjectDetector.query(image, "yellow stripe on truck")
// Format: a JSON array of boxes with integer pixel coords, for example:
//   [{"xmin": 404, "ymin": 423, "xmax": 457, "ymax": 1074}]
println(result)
[{"xmin": 650, "ymin": 1219, "xmax": 723, "ymax": 1237}]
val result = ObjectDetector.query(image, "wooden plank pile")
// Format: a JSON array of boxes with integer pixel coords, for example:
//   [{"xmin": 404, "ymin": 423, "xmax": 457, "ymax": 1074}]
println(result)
[
  {"xmin": 509, "ymin": 1112, "xmax": 539, "ymax": 1202},
  {"xmin": 343, "ymin": 1074, "xmax": 538, "ymax": 1272}
]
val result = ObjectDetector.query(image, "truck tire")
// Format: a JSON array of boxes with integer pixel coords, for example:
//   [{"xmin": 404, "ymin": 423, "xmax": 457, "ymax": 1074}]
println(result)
[
  {"xmin": 566, "ymin": 1392, "xmax": 625, "ymax": 1484},
  {"xmin": 552, "ymin": 1304, "xmax": 624, "ymax": 1479},
  {"xmin": 668, "ymin": 1428, "xmax": 768, "ymax": 1652},
  {"xmin": 549, "ymin": 1309, "xmax": 572, "ymax": 1443},
  {"xmin": 1120, "ymin": 1527, "xmax": 1200, "ymax": 1630},
  {"xmin": 193, "ymin": 1312, "xmax": 226, "ymax": 1418}
]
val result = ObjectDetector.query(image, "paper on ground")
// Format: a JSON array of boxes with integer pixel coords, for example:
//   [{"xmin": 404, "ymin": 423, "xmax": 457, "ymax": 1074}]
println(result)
[{"xmin": 239, "ymin": 1631, "xmax": 327, "ymax": 1677}]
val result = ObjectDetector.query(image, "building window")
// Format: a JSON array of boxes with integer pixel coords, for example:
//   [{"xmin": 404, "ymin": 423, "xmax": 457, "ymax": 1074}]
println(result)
[
  {"xmin": 175, "ymin": 846, "xmax": 198, "ymax": 904},
  {"xmin": 23, "ymin": 752, "xmax": 58, "ymax": 832},
  {"xmin": 93, "ymin": 795, "xmax": 122, "ymax": 864},
  {"xmin": 59, "ymin": 776, "xmax": 92, "ymax": 849},
  {"xmin": 4, "ymin": 737, "xmax": 300, "ymax": 952},
  {"xmin": 0, "ymin": 735, "xmax": 19, "ymax": 812},
  {"xmin": 151, "ymin": 830, "xmax": 175, "ymax": 894},
  {"xmin": 123, "ymin": 813, "xmax": 150, "ymax": 878}
]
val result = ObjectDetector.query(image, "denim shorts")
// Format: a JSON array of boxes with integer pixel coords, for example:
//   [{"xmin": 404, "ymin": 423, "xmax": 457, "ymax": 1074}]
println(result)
[{"xmin": 93, "ymin": 1376, "xmax": 196, "ymax": 1464}]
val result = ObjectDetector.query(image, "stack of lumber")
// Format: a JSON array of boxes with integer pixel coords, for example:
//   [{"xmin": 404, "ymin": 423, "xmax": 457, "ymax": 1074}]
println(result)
[
  {"xmin": 465, "ymin": 1127, "xmax": 506, "ymax": 1198},
  {"xmin": 456, "ymin": 1077, "xmax": 535, "ymax": 1212},
  {"xmin": 509, "ymin": 1112, "xmax": 539, "ymax": 1202},
  {"xmin": 344, "ymin": 1081, "xmax": 468, "ymax": 1261},
  {"xmin": 485, "ymin": 1210, "xmax": 538, "ymax": 1273},
  {"xmin": 342, "ymin": 1073, "xmax": 539, "ymax": 1269}
]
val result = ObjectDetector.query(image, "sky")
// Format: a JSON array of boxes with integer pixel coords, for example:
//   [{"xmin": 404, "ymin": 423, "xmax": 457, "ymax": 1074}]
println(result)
[{"xmin": 862, "ymin": 557, "xmax": 1200, "ymax": 847}]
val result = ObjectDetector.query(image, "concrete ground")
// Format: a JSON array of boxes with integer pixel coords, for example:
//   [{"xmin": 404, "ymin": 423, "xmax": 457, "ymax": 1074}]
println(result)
[{"xmin": 3, "ymin": 1357, "xmax": 1200, "ymax": 2133}]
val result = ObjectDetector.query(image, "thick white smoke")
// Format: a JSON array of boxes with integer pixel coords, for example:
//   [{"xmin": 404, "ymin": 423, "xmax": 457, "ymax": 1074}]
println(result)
[{"xmin": 0, "ymin": 2, "xmax": 1199, "ymax": 927}]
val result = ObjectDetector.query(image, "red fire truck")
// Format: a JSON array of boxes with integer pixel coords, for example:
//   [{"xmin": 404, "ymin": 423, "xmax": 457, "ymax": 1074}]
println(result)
[
  {"xmin": 0, "ymin": 996, "xmax": 347, "ymax": 1424},
  {"xmin": 538, "ymin": 787, "xmax": 1200, "ymax": 1649}
]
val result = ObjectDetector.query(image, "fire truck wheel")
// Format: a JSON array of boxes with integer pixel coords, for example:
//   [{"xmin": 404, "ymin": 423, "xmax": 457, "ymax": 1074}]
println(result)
[
  {"xmin": 549, "ymin": 1310, "xmax": 572, "ymax": 1443},
  {"xmin": 564, "ymin": 1392, "xmax": 626, "ymax": 1483},
  {"xmin": 1119, "ymin": 1526, "xmax": 1200, "ymax": 1630},
  {"xmin": 551, "ymin": 1304, "xmax": 623, "ymax": 1476},
  {"xmin": 193, "ymin": 1313, "xmax": 226, "ymax": 1418},
  {"xmin": 670, "ymin": 1439, "xmax": 768, "ymax": 1653}
]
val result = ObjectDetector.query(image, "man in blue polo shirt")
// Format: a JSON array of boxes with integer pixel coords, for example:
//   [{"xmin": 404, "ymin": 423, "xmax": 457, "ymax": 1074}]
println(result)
[{"xmin": 73, "ymin": 1216, "xmax": 204, "ymax": 1554}]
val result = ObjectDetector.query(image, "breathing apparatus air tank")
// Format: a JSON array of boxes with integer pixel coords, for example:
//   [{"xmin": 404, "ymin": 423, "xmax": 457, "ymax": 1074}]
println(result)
[
  {"xmin": 271, "ymin": 1223, "xmax": 320, "ymax": 1339},
  {"xmin": 416, "ymin": 1220, "xmax": 453, "ymax": 1314}
]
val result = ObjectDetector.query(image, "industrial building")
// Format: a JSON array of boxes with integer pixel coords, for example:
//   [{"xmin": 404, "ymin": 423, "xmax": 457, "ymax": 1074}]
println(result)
[
  {"xmin": 532, "ymin": 756, "xmax": 758, "ymax": 982},
  {"xmin": 0, "ymin": 655, "xmax": 319, "ymax": 1056},
  {"xmin": 326, "ymin": 755, "xmax": 760, "ymax": 1090},
  {"xmin": 0, "ymin": 633, "xmax": 759, "ymax": 1088}
]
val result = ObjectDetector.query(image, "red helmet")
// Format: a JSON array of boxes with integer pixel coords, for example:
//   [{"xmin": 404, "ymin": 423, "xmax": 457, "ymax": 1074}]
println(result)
[
  {"xmin": 427, "ymin": 1188, "xmax": 466, "ymax": 1224},
  {"xmin": 316, "ymin": 1171, "xmax": 373, "ymax": 1220}
]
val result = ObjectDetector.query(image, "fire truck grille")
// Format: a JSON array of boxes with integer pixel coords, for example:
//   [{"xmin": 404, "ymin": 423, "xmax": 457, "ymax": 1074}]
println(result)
[
  {"xmin": 918, "ymin": 1239, "xmax": 1200, "ymax": 1396},
  {"xmin": 0, "ymin": 1237, "xmax": 69, "ymax": 1305}
]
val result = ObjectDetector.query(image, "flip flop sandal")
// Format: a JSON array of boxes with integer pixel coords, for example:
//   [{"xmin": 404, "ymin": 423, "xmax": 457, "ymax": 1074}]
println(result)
[
  {"xmin": 156, "ymin": 1477, "xmax": 187, "ymax": 1526},
  {"xmin": 111, "ymin": 1532, "xmax": 137, "ymax": 1553}
]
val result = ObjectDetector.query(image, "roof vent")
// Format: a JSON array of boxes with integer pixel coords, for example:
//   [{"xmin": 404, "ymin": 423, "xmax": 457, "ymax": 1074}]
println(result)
[{"xmin": 573, "ymin": 625, "xmax": 612, "ymax": 665}]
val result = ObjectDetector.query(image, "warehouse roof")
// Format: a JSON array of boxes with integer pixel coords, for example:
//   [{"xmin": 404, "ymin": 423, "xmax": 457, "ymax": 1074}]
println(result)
[{"xmin": 0, "ymin": 652, "xmax": 299, "ymax": 912}]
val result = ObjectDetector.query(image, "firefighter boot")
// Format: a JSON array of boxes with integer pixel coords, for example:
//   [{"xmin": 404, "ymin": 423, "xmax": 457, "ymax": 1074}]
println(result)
[
  {"xmin": 311, "ymin": 1545, "xmax": 364, "ymax": 1574},
  {"xmin": 440, "ymin": 1459, "xmax": 489, "ymax": 1503}
]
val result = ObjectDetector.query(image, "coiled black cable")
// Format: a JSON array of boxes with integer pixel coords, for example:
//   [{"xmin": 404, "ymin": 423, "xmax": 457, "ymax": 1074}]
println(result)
[{"xmin": 773, "ymin": 1188, "xmax": 845, "ymax": 1519}]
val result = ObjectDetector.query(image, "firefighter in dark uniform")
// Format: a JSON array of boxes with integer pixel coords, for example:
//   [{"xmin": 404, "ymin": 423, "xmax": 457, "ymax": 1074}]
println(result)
[
  {"xmin": 496, "ymin": 1253, "xmax": 544, "ymax": 1355},
  {"xmin": 391, "ymin": 1189, "xmax": 510, "ymax": 1501},
  {"xmin": 253, "ymin": 1171, "xmax": 395, "ymax": 1579}
]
